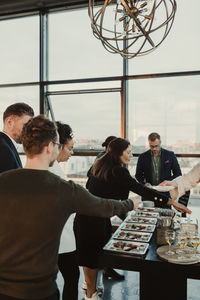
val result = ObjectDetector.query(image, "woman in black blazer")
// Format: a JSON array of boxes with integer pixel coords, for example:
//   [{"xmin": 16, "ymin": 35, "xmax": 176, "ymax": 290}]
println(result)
[{"xmin": 74, "ymin": 138, "xmax": 190, "ymax": 300}]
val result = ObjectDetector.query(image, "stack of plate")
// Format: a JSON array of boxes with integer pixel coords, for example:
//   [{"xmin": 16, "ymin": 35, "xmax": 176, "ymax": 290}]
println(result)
[{"xmin": 104, "ymin": 206, "xmax": 160, "ymax": 256}]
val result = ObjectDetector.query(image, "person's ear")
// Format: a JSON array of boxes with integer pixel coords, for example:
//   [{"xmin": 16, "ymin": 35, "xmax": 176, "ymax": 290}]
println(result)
[
  {"xmin": 46, "ymin": 141, "xmax": 53, "ymax": 154},
  {"xmin": 4, "ymin": 116, "xmax": 14, "ymax": 128}
]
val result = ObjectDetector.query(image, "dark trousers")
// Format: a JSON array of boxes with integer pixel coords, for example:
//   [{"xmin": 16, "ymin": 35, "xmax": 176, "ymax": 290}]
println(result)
[
  {"xmin": 0, "ymin": 290, "xmax": 59, "ymax": 300},
  {"xmin": 58, "ymin": 251, "xmax": 80, "ymax": 300}
]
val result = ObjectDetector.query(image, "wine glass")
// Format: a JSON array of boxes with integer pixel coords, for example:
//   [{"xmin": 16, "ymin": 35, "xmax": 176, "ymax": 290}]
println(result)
[
  {"xmin": 165, "ymin": 230, "xmax": 175, "ymax": 255},
  {"xmin": 176, "ymin": 231, "xmax": 187, "ymax": 260},
  {"xmin": 190, "ymin": 234, "xmax": 200, "ymax": 258},
  {"xmin": 187, "ymin": 231, "xmax": 197, "ymax": 253}
]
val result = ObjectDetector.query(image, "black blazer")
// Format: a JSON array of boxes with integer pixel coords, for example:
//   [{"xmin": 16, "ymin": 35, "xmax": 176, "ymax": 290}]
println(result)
[
  {"xmin": 87, "ymin": 166, "xmax": 169, "ymax": 208},
  {"xmin": 0, "ymin": 132, "xmax": 22, "ymax": 173},
  {"xmin": 135, "ymin": 148, "xmax": 182, "ymax": 185}
]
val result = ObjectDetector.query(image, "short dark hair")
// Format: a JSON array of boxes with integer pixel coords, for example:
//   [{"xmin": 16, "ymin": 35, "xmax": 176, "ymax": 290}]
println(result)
[
  {"xmin": 21, "ymin": 115, "xmax": 57, "ymax": 157},
  {"xmin": 3, "ymin": 102, "xmax": 34, "ymax": 122},
  {"xmin": 148, "ymin": 132, "xmax": 160, "ymax": 142},
  {"xmin": 56, "ymin": 121, "xmax": 73, "ymax": 145}
]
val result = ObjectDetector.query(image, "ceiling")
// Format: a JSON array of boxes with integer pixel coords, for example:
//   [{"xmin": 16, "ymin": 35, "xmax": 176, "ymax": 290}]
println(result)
[{"xmin": 0, "ymin": 0, "xmax": 88, "ymax": 18}]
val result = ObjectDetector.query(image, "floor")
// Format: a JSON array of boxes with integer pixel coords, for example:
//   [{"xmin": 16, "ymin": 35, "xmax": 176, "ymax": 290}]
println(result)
[{"xmin": 57, "ymin": 199, "xmax": 200, "ymax": 300}]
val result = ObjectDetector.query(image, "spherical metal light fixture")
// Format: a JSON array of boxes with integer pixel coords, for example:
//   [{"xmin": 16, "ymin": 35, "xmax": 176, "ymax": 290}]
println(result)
[{"xmin": 88, "ymin": 0, "xmax": 177, "ymax": 58}]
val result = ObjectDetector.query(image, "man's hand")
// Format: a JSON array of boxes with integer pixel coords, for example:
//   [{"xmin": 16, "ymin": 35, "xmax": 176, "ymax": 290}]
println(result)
[
  {"xmin": 159, "ymin": 180, "xmax": 178, "ymax": 200},
  {"xmin": 129, "ymin": 196, "xmax": 142, "ymax": 211},
  {"xmin": 167, "ymin": 199, "xmax": 192, "ymax": 214},
  {"xmin": 145, "ymin": 182, "xmax": 152, "ymax": 187}
]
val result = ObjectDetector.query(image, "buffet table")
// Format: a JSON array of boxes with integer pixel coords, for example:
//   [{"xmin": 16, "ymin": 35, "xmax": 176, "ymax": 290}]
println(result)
[{"xmin": 98, "ymin": 216, "xmax": 200, "ymax": 300}]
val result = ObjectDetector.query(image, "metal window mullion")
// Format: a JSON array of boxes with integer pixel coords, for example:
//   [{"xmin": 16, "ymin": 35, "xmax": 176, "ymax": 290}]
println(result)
[
  {"xmin": 39, "ymin": 10, "xmax": 49, "ymax": 116},
  {"xmin": 121, "ymin": 34, "xmax": 129, "ymax": 139}
]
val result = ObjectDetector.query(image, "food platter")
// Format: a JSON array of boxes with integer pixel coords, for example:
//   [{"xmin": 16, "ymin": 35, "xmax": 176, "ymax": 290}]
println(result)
[
  {"xmin": 104, "ymin": 239, "xmax": 149, "ymax": 256},
  {"xmin": 121, "ymin": 222, "xmax": 156, "ymax": 233},
  {"xmin": 134, "ymin": 211, "xmax": 159, "ymax": 218},
  {"xmin": 113, "ymin": 229, "xmax": 152, "ymax": 243},
  {"xmin": 125, "ymin": 215, "xmax": 157, "ymax": 225},
  {"xmin": 137, "ymin": 207, "xmax": 157, "ymax": 212}
]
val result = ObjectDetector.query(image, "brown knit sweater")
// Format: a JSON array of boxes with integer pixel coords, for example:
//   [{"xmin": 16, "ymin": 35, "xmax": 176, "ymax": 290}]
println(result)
[{"xmin": 0, "ymin": 169, "xmax": 133, "ymax": 299}]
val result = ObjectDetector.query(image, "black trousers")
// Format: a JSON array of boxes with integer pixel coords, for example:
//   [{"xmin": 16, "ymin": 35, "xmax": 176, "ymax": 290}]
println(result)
[
  {"xmin": 0, "ymin": 290, "xmax": 59, "ymax": 300},
  {"xmin": 58, "ymin": 251, "xmax": 80, "ymax": 300}
]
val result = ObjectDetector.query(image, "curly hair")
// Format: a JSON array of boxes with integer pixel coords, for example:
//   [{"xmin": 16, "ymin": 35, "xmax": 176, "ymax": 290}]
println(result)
[
  {"xmin": 21, "ymin": 115, "xmax": 57, "ymax": 157},
  {"xmin": 3, "ymin": 102, "xmax": 34, "ymax": 122},
  {"xmin": 56, "ymin": 121, "xmax": 73, "ymax": 145},
  {"xmin": 92, "ymin": 138, "xmax": 130, "ymax": 181}
]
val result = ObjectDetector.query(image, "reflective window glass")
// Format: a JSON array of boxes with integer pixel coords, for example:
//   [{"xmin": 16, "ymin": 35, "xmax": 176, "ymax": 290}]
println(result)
[
  {"xmin": 50, "ymin": 92, "xmax": 121, "ymax": 146},
  {"xmin": 49, "ymin": 9, "xmax": 122, "ymax": 80},
  {"xmin": 0, "ymin": 86, "xmax": 39, "ymax": 130},
  {"xmin": 0, "ymin": 16, "xmax": 39, "ymax": 83},
  {"xmin": 128, "ymin": 0, "xmax": 200, "ymax": 74},
  {"xmin": 128, "ymin": 76, "xmax": 200, "ymax": 154}
]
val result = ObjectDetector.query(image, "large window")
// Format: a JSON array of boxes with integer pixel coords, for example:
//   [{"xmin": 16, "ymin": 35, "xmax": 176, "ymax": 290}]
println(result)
[
  {"xmin": 48, "ymin": 9, "xmax": 123, "ymax": 80},
  {"xmin": 0, "ymin": 86, "xmax": 39, "ymax": 130},
  {"xmin": 129, "ymin": 0, "xmax": 200, "ymax": 74},
  {"xmin": 0, "ymin": 1, "xmax": 199, "ymax": 186},
  {"xmin": 50, "ymin": 90, "xmax": 121, "ymax": 143},
  {"xmin": 128, "ymin": 76, "xmax": 200, "ymax": 154},
  {"xmin": 0, "ymin": 16, "xmax": 39, "ymax": 84}
]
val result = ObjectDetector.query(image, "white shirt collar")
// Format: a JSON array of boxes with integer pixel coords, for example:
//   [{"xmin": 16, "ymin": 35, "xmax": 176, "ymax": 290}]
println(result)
[{"xmin": 3, "ymin": 132, "xmax": 19, "ymax": 151}]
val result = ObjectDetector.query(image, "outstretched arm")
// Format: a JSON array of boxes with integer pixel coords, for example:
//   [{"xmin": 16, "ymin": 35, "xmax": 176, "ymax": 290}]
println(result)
[
  {"xmin": 160, "ymin": 163, "xmax": 200, "ymax": 201},
  {"xmin": 61, "ymin": 179, "xmax": 134, "ymax": 218}
]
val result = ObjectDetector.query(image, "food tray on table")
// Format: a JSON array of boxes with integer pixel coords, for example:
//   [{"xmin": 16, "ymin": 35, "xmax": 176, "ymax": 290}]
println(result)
[
  {"xmin": 113, "ymin": 228, "xmax": 152, "ymax": 243},
  {"xmin": 134, "ymin": 211, "xmax": 159, "ymax": 218},
  {"xmin": 104, "ymin": 239, "xmax": 149, "ymax": 256},
  {"xmin": 121, "ymin": 222, "xmax": 156, "ymax": 233},
  {"xmin": 137, "ymin": 207, "xmax": 157, "ymax": 212},
  {"xmin": 125, "ymin": 215, "xmax": 157, "ymax": 225}
]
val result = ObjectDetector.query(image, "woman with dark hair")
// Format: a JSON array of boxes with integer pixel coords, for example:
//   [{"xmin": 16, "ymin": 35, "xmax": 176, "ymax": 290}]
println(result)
[
  {"xmin": 49, "ymin": 121, "xmax": 79, "ymax": 300},
  {"xmin": 74, "ymin": 138, "xmax": 190, "ymax": 300}
]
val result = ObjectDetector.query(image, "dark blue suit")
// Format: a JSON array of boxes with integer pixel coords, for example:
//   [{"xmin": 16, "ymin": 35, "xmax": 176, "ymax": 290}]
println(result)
[
  {"xmin": 135, "ymin": 148, "xmax": 182, "ymax": 206},
  {"xmin": 135, "ymin": 148, "xmax": 182, "ymax": 185},
  {"xmin": 0, "ymin": 132, "xmax": 22, "ymax": 173}
]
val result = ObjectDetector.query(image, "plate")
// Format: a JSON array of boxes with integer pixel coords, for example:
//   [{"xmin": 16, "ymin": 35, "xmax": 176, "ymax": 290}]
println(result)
[
  {"xmin": 113, "ymin": 229, "xmax": 152, "ymax": 243},
  {"xmin": 151, "ymin": 185, "xmax": 175, "ymax": 192},
  {"xmin": 104, "ymin": 239, "xmax": 149, "ymax": 256},
  {"xmin": 134, "ymin": 211, "xmax": 159, "ymax": 218},
  {"xmin": 121, "ymin": 222, "xmax": 156, "ymax": 233},
  {"xmin": 137, "ymin": 207, "xmax": 156, "ymax": 212},
  {"xmin": 125, "ymin": 215, "xmax": 157, "ymax": 225}
]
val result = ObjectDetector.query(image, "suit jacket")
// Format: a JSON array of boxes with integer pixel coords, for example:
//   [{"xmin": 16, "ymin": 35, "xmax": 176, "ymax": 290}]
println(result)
[
  {"xmin": 135, "ymin": 148, "xmax": 182, "ymax": 185},
  {"xmin": 0, "ymin": 132, "xmax": 22, "ymax": 173}
]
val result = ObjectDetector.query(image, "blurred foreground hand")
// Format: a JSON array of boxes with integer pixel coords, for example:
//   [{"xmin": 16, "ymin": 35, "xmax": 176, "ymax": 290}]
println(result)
[
  {"xmin": 129, "ymin": 196, "xmax": 142, "ymax": 211},
  {"xmin": 168, "ymin": 199, "xmax": 192, "ymax": 215}
]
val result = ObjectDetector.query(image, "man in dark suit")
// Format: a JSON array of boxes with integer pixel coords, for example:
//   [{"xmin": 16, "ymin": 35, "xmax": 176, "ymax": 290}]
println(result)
[
  {"xmin": 135, "ymin": 132, "xmax": 182, "ymax": 207},
  {"xmin": 0, "ymin": 102, "xmax": 34, "ymax": 173}
]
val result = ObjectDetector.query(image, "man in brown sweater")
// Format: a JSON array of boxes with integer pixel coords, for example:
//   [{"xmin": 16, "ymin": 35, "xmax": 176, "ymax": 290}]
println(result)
[
  {"xmin": 0, "ymin": 115, "xmax": 190, "ymax": 300},
  {"xmin": 0, "ymin": 115, "xmax": 138, "ymax": 300}
]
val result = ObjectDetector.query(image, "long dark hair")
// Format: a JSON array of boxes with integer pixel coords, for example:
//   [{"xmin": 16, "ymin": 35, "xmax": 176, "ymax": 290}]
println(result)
[{"xmin": 92, "ymin": 138, "xmax": 130, "ymax": 181}]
